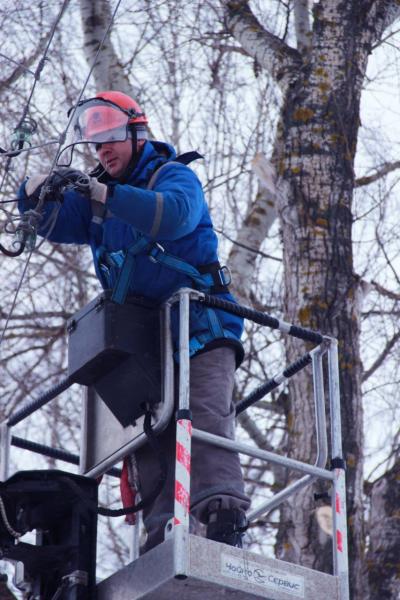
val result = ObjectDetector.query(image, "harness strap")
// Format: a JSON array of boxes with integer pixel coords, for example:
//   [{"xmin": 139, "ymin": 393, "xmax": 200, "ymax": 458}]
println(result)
[
  {"xmin": 148, "ymin": 244, "xmax": 230, "ymax": 293},
  {"xmin": 148, "ymin": 244, "xmax": 210, "ymax": 290},
  {"xmin": 146, "ymin": 160, "xmax": 182, "ymax": 190},
  {"xmin": 111, "ymin": 235, "xmax": 149, "ymax": 304},
  {"xmin": 146, "ymin": 153, "xmax": 203, "ymax": 190}
]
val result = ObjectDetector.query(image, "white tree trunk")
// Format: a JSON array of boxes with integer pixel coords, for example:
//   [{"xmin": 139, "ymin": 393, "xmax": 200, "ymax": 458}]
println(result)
[
  {"xmin": 224, "ymin": 1, "xmax": 400, "ymax": 597},
  {"xmin": 229, "ymin": 154, "xmax": 277, "ymax": 305},
  {"xmin": 79, "ymin": 0, "xmax": 135, "ymax": 94}
]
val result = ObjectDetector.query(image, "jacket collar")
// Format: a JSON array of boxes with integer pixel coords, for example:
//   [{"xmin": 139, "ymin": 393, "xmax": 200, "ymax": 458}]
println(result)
[{"xmin": 92, "ymin": 141, "xmax": 177, "ymax": 186}]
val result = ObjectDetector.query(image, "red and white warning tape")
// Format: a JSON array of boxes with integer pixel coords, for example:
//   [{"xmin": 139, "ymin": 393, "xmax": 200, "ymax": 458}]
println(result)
[
  {"xmin": 174, "ymin": 418, "xmax": 192, "ymax": 526},
  {"xmin": 333, "ymin": 466, "xmax": 349, "ymax": 586}
]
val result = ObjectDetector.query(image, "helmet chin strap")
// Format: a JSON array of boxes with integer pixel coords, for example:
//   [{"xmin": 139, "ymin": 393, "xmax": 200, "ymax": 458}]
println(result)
[{"xmin": 118, "ymin": 126, "xmax": 145, "ymax": 183}]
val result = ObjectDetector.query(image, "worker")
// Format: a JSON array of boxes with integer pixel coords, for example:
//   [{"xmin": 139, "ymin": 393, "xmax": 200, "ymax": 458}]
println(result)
[{"xmin": 18, "ymin": 90, "xmax": 250, "ymax": 551}]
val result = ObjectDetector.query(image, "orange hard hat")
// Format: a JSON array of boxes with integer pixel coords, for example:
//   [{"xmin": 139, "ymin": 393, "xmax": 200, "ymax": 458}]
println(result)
[
  {"xmin": 70, "ymin": 91, "xmax": 148, "ymax": 145},
  {"xmin": 96, "ymin": 91, "xmax": 148, "ymax": 126}
]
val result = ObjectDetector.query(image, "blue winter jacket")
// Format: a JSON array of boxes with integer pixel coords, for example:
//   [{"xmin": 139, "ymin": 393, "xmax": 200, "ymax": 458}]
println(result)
[{"xmin": 18, "ymin": 141, "xmax": 244, "ymax": 362}]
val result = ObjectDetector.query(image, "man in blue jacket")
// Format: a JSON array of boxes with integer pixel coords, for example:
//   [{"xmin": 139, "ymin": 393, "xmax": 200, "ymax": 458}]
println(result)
[{"xmin": 19, "ymin": 91, "xmax": 250, "ymax": 551}]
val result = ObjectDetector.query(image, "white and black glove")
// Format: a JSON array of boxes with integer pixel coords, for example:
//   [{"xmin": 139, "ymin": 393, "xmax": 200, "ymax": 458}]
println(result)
[
  {"xmin": 87, "ymin": 176, "xmax": 107, "ymax": 205},
  {"xmin": 50, "ymin": 168, "xmax": 107, "ymax": 204},
  {"xmin": 25, "ymin": 168, "xmax": 107, "ymax": 205}
]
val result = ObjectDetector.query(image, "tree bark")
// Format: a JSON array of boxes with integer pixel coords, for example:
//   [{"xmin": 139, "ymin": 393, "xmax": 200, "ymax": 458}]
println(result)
[
  {"xmin": 229, "ymin": 154, "xmax": 277, "ymax": 305},
  {"xmin": 293, "ymin": 0, "xmax": 311, "ymax": 53},
  {"xmin": 365, "ymin": 460, "xmax": 400, "ymax": 599},
  {"xmin": 79, "ymin": 0, "xmax": 135, "ymax": 94},
  {"xmin": 224, "ymin": 1, "xmax": 400, "ymax": 597}
]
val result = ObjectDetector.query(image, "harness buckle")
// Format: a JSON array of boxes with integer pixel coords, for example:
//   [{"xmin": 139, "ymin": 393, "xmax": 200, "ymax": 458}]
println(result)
[
  {"xmin": 149, "ymin": 242, "xmax": 165, "ymax": 263},
  {"xmin": 218, "ymin": 265, "xmax": 232, "ymax": 287}
]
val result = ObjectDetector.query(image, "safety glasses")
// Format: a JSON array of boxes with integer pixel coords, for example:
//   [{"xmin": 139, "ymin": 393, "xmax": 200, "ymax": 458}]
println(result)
[{"xmin": 68, "ymin": 98, "xmax": 132, "ymax": 145}]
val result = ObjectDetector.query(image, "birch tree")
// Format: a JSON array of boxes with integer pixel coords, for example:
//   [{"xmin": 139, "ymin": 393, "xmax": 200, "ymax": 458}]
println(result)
[
  {"xmin": 1, "ymin": 1, "xmax": 400, "ymax": 598},
  {"xmin": 222, "ymin": 1, "xmax": 400, "ymax": 598}
]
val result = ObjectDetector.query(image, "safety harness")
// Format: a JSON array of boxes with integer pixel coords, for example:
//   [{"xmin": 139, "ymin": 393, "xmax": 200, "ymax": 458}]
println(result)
[{"xmin": 92, "ymin": 152, "xmax": 235, "ymax": 358}]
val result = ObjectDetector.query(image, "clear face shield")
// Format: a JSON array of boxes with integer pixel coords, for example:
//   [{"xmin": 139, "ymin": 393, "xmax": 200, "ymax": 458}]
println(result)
[{"xmin": 57, "ymin": 98, "xmax": 132, "ymax": 166}]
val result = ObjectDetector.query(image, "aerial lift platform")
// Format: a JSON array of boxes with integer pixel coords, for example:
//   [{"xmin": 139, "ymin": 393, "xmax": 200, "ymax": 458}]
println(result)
[{"xmin": 0, "ymin": 288, "xmax": 349, "ymax": 600}]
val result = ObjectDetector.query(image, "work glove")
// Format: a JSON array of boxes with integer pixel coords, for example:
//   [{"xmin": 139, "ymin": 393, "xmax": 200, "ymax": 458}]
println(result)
[
  {"xmin": 87, "ymin": 176, "xmax": 107, "ymax": 205},
  {"xmin": 47, "ymin": 168, "xmax": 107, "ymax": 204},
  {"xmin": 24, "ymin": 168, "xmax": 107, "ymax": 205},
  {"xmin": 24, "ymin": 169, "xmax": 84, "ymax": 203}
]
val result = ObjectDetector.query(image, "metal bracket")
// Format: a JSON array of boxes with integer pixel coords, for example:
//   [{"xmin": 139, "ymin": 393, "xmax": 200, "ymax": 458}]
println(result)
[
  {"xmin": 164, "ymin": 517, "xmax": 174, "ymax": 541},
  {"xmin": 62, "ymin": 569, "xmax": 88, "ymax": 587}
]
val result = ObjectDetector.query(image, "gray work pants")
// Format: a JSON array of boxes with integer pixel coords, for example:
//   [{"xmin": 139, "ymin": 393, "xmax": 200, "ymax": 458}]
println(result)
[{"xmin": 135, "ymin": 346, "xmax": 250, "ymax": 551}]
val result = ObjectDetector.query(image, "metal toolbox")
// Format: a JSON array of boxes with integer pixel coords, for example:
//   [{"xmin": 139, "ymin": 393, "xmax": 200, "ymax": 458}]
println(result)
[{"xmin": 67, "ymin": 292, "xmax": 162, "ymax": 426}]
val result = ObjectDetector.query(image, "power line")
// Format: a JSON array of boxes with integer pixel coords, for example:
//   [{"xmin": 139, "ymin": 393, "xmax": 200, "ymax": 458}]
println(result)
[
  {"xmin": 0, "ymin": 0, "xmax": 124, "ymax": 350},
  {"xmin": 0, "ymin": 0, "xmax": 70, "ymax": 199},
  {"xmin": 0, "ymin": 51, "xmax": 36, "ymax": 77}
]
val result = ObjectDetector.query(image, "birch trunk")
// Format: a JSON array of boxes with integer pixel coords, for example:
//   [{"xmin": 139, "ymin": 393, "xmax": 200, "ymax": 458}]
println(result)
[
  {"xmin": 229, "ymin": 154, "xmax": 277, "ymax": 305},
  {"xmin": 224, "ymin": 1, "xmax": 400, "ymax": 598},
  {"xmin": 273, "ymin": 2, "xmax": 367, "ymax": 591},
  {"xmin": 79, "ymin": 0, "xmax": 135, "ymax": 94}
]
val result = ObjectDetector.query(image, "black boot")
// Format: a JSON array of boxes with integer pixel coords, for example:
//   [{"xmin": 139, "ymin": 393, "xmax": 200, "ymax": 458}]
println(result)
[{"xmin": 206, "ymin": 508, "xmax": 248, "ymax": 548}]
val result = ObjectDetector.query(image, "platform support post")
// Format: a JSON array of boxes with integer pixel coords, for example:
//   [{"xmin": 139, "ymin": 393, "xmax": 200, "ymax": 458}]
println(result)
[
  {"xmin": 0, "ymin": 422, "xmax": 11, "ymax": 481},
  {"xmin": 328, "ymin": 339, "xmax": 350, "ymax": 600},
  {"xmin": 173, "ymin": 290, "xmax": 192, "ymax": 577}
]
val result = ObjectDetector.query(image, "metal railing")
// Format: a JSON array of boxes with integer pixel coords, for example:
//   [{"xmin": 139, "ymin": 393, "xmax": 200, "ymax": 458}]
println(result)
[
  {"xmin": 0, "ymin": 287, "xmax": 350, "ymax": 599},
  {"xmin": 169, "ymin": 288, "xmax": 349, "ymax": 600}
]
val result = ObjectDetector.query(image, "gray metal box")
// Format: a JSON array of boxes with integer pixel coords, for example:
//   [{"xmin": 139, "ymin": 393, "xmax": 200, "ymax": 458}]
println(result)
[{"xmin": 67, "ymin": 292, "xmax": 162, "ymax": 426}]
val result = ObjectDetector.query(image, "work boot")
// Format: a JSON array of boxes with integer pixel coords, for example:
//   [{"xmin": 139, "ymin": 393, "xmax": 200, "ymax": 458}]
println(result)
[{"xmin": 206, "ymin": 508, "xmax": 248, "ymax": 548}]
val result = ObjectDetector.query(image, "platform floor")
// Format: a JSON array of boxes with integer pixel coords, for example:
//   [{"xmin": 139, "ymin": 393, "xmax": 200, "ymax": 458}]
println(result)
[{"xmin": 96, "ymin": 533, "xmax": 339, "ymax": 600}]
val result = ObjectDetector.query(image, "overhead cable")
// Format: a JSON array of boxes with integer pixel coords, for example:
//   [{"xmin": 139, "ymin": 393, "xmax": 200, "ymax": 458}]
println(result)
[
  {"xmin": 0, "ymin": 0, "xmax": 124, "ymax": 350},
  {"xmin": 0, "ymin": 0, "xmax": 71, "ymax": 198}
]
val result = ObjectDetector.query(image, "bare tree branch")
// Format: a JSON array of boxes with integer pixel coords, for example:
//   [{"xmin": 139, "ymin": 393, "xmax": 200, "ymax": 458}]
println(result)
[
  {"xmin": 294, "ymin": 0, "xmax": 311, "ymax": 53},
  {"xmin": 355, "ymin": 161, "xmax": 400, "ymax": 187},
  {"xmin": 0, "ymin": 19, "xmax": 69, "ymax": 93},
  {"xmin": 222, "ymin": 0, "xmax": 302, "ymax": 90},
  {"xmin": 362, "ymin": 330, "xmax": 400, "ymax": 382},
  {"xmin": 237, "ymin": 411, "xmax": 273, "ymax": 451},
  {"xmin": 370, "ymin": 280, "xmax": 400, "ymax": 301},
  {"xmin": 366, "ymin": 0, "xmax": 400, "ymax": 41}
]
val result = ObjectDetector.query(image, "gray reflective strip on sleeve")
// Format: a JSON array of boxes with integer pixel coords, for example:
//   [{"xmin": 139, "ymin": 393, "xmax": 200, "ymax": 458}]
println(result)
[
  {"xmin": 150, "ymin": 192, "xmax": 164, "ymax": 238},
  {"xmin": 146, "ymin": 161, "xmax": 181, "ymax": 190},
  {"xmin": 146, "ymin": 161, "xmax": 181, "ymax": 237}
]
